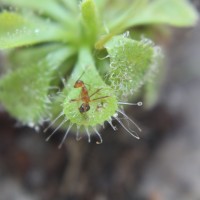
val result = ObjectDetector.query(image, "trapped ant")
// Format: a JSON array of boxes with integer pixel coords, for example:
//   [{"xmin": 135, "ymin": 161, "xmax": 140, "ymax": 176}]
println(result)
[{"xmin": 70, "ymin": 72, "xmax": 109, "ymax": 113}]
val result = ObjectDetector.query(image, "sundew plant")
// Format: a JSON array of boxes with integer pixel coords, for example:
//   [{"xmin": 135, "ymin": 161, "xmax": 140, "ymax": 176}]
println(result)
[{"xmin": 0, "ymin": 0, "xmax": 198, "ymax": 146}]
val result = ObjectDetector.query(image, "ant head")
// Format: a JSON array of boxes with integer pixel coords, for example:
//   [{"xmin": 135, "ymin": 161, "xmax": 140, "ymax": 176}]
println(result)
[
  {"xmin": 74, "ymin": 69, "xmax": 88, "ymax": 88},
  {"xmin": 79, "ymin": 103, "xmax": 90, "ymax": 113},
  {"xmin": 74, "ymin": 80, "xmax": 84, "ymax": 88}
]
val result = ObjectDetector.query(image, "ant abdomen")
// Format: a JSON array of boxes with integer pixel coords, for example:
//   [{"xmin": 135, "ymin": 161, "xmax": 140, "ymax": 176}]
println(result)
[{"xmin": 79, "ymin": 103, "xmax": 90, "ymax": 113}]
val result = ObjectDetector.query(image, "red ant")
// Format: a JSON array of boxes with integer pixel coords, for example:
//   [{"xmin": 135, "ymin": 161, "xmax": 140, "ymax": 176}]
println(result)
[{"xmin": 70, "ymin": 72, "xmax": 109, "ymax": 113}]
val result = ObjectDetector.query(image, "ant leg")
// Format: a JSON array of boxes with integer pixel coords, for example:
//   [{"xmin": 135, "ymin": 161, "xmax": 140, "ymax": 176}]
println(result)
[
  {"xmin": 74, "ymin": 65, "xmax": 90, "ymax": 82},
  {"xmin": 70, "ymin": 89, "xmax": 82, "ymax": 102},
  {"xmin": 91, "ymin": 96, "xmax": 109, "ymax": 102},
  {"xmin": 69, "ymin": 97, "xmax": 82, "ymax": 102},
  {"xmin": 89, "ymin": 88, "xmax": 103, "ymax": 98}
]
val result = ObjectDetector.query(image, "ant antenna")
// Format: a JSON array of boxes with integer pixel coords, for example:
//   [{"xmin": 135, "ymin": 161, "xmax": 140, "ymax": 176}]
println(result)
[
  {"xmin": 76, "ymin": 65, "xmax": 90, "ymax": 81},
  {"xmin": 77, "ymin": 70, "xmax": 85, "ymax": 81}
]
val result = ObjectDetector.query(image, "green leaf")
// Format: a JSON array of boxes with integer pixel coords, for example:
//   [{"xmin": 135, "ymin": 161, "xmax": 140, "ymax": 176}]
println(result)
[
  {"xmin": 94, "ymin": 0, "xmax": 198, "ymax": 49},
  {"xmin": 0, "ymin": 62, "xmax": 53, "ymax": 125},
  {"xmin": 52, "ymin": 47, "xmax": 118, "ymax": 128},
  {"xmin": 105, "ymin": 35, "xmax": 161, "ymax": 99},
  {"xmin": 7, "ymin": 44, "xmax": 75, "ymax": 71},
  {"xmin": 108, "ymin": 0, "xmax": 148, "ymax": 30},
  {"xmin": 1, "ymin": 0, "xmax": 72, "ymax": 23},
  {"xmin": 124, "ymin": 0, "xmax": 198, "ymax": 28},
  {"xmin": 0, "ymin": 42, "xmax": 74, "ymax": 125},
  {"xmin": 95, "ymin": 0, "xmax": 148, "ymax": 49},
  {"xmin": 81, "ymin": 0, "xmax": 100, "ymax": 45},
  {"xmin": 0, "ymin": 12, "xmax": 65, "ymax": 49}
]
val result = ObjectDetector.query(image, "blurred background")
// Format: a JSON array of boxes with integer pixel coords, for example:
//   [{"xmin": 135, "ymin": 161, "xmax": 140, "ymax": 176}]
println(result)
[{"xmin": 0, "ymin": 2, "xmax": 200, "ymax": 200}]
